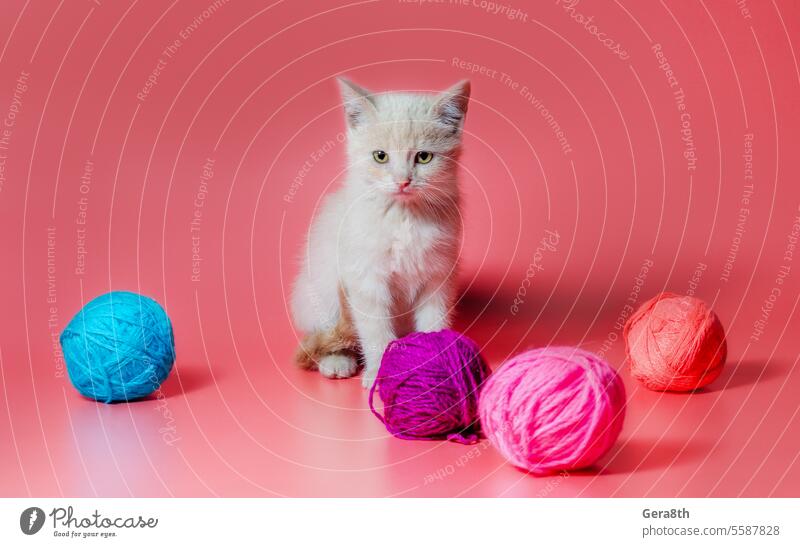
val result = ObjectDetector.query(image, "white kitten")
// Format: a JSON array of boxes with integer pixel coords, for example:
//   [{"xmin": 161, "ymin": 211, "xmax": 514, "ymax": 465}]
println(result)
[{"xmin": 291, "ymin": 78, "xmax": 470, "ymax": 388}]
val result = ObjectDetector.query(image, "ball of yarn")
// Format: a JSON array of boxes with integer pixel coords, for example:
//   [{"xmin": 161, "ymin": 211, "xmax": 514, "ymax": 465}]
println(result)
[
  {"xmin": 369, "ymin": 329, "xmax": 490, "ymax": 444},
  {"xmin": 479, "ymin": 347, "xmax": 626, "ymax": 475},
  {"xmin": 624, "ymin": 292, "xmax": 726, "ymax": 391},
  {"xmin": 60, "ymin": 291, "xmax": 175, "ymax": 403}
]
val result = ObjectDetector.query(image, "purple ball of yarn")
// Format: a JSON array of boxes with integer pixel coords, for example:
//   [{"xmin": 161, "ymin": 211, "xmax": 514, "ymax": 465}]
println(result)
[{"xmin": 369, "ymin": 329, "xmax": 490, "ymax": 444}]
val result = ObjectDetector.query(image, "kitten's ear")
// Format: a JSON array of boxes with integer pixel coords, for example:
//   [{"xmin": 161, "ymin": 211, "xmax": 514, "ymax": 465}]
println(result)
[
  {"xmin": 337, "ymin": 78, "xmax": 376, "ymax": 129},
  {"xmin": 432, "ymin": 80, "xmax": 471, "ymax": 132}
]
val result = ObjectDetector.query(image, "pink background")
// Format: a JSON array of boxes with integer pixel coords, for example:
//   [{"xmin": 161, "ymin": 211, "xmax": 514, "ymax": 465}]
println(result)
[{"xmin": 1, "ymin": 0, "xmax": 800, "ymax": 497}]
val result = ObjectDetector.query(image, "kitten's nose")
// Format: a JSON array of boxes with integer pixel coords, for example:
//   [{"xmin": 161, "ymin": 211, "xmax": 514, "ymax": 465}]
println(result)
[{"xmin": 398, "ymin": 179, "xmax": 411, "ymax": 191}]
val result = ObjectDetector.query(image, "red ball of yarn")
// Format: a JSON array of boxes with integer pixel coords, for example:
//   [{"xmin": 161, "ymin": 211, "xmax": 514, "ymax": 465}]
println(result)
[{"xmin": 624, "ymin": 293, "xmax": 727, "ymax": 391}]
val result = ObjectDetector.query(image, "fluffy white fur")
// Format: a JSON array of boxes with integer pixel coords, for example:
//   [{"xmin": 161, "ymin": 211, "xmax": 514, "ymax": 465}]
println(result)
[{"xmin": 291, "ymin": 78, "xmax": 470, "ymax": 388}]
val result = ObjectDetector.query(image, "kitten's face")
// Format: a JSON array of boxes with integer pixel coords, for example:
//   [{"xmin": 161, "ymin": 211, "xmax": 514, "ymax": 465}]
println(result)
[{"xmin": 338, "ymin": 79, "xmax": 470, "ymax": 206}]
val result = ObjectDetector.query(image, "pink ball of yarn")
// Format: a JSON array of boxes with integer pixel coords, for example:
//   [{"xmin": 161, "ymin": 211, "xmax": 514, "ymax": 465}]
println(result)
[
  {"xmin": 479, "ymin": 347, "xmax": 626, "ymax": 475},
  {"xmin": 624, "ymin": 292, "xmax": 727, "ymax": 392}
]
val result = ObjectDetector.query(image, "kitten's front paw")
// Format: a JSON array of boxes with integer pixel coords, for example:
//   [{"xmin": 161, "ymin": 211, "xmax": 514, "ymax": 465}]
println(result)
[
  {"xmin": 318, "ymin": 354, "xmax": 359, "ymax": 379},
  {"xmin": 361, "ymin": 367, "xmax": 378, "ymax": 389}
]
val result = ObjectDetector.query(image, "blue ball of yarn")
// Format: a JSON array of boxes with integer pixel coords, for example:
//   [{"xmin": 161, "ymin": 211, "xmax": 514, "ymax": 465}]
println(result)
[{"xmin": 60, "ymin": 291, "xmax": 175, "ymax": 403}]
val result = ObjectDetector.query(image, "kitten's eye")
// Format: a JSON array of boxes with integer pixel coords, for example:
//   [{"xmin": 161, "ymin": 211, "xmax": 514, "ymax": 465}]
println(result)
[
  {"xmin": 416, "ymin": 151, "xmax": 433, "ymax": 164},
  {"xmin": 372, "ymin": 150, "xmax": 389, "ymax": 163}
]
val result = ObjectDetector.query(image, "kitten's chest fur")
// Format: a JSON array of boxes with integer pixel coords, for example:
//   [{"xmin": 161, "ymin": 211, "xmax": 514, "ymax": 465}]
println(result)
[
  {"xmin": 387, "ymin": 211, "xmax": 437, "ymax": 269},
  {"xmin": 344, "ymin": 201, "xmax": 458, "ymax": 285}
]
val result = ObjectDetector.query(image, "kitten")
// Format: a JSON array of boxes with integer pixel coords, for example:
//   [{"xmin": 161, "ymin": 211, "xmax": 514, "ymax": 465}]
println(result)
[{"xmin": 291, "ymin": 78, "xmax": 470, "ymax": 388}]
